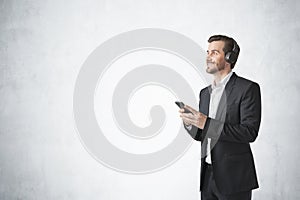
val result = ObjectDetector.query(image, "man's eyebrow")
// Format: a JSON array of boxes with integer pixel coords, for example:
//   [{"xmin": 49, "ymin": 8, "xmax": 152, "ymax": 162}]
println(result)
[{"xmin": 207, "ymin": 49, "xmax": 221, "ymax": 53}]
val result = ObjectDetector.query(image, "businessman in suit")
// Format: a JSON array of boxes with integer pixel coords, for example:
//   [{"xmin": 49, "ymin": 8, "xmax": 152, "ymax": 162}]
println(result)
[{"xmin": 180, "ymin": 35, "xmax": 261, "ymax": 200}]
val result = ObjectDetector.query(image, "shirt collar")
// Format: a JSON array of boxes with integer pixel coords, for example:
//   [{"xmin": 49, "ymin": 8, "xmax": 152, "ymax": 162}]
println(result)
[{"xmin": 212, "ymin": 71, "xmax": 233, "ymax": 89}]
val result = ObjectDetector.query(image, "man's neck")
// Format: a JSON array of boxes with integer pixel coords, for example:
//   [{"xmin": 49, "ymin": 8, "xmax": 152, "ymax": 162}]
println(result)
[{"xmin": 213, "ymin": 69, "xmax": 232, "ymax": 84}]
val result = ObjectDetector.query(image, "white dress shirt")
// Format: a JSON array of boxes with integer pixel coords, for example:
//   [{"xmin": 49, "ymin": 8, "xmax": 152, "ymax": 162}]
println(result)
[{"xmin": 205, "ymin": 71, "xmax": 233, "ymax": 163}]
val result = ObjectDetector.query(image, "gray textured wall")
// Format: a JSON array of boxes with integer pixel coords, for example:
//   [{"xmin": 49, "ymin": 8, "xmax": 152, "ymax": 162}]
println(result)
[{"xmin": 1, "ymin": 0, "xmax": 299, "ymax": 199}]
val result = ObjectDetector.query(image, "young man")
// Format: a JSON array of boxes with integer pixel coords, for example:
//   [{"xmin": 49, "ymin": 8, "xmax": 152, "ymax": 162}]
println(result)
[{"xmin": 180, "ymin": 35, "xmax": 261, "ymax": 200}]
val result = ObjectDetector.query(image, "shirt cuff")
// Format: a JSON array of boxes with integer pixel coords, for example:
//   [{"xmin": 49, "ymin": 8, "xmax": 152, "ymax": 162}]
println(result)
[{"xmin": 185, "ymin": 124, "xmax": 193, "ymax": 131}]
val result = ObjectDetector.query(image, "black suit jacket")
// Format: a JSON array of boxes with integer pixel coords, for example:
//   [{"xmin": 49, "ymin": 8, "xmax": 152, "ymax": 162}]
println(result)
[{"xmin": 185, "ymin": 72, "xmax": 261, "ymax": 195}]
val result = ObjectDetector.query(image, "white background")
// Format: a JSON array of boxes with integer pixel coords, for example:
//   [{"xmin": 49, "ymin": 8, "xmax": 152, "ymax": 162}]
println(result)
[{"xmin": 1, "ymin": 0, "xmax": 299, "ymax": 199}]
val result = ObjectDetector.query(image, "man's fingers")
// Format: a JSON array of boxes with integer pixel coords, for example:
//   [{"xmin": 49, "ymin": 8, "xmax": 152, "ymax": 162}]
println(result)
[
  {"xmin": 183, "ymin": 119, "xmax": 191, "ymax": 126},
  {"xmin": 181, "ymin": 115, "xmax": 197, "ymax": 126},
  {"xmin": 180, "ymin": 113, "xmax": 196, "ymax": 122},
  {"xmin": 184, "ymin": 104, "xmax": 197, "ymax": 114},
  {"xmin": 178, "ymin": 108, "xmax": 185, "ymax": 113},
  {"xmin": 180, "ymin": 112, "xmax": 194, "ymax": 119}
]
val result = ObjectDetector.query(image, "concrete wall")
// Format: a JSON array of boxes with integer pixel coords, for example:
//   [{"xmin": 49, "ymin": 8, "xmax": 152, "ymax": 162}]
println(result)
[{"xmin": 0, "ymin": 0, "xmax": 299, "ymax": 199}]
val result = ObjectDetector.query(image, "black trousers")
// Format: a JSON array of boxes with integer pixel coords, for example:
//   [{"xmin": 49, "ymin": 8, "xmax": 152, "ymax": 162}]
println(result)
[{"xmin": 201, "ymin": 163, "xmax": 252, "ymax": 200}]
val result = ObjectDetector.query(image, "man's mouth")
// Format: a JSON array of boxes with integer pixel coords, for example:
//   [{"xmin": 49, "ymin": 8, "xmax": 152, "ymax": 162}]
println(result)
[{"xmin": 206, "ymin": 61, "xmax": 215, "ymax": 67}]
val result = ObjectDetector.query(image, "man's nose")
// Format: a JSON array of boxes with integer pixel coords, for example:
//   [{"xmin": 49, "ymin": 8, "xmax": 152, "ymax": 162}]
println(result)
[{"xmin": 206, "ymin": 54, "xmax": 212, "ymax": 61}]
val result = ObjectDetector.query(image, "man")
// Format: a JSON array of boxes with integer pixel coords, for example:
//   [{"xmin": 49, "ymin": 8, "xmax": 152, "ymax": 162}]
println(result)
[{"xmin": 179, "ymin": 35, "xmax": 261, "ymax": 200}]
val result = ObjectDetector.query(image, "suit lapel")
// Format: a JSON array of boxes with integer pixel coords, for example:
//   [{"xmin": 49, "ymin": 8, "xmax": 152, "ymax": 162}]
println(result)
[
  {"xmin": 215, "ymin": 72, "xmax": 237, "ymax": 120},
  {"xmin": 199, "ymin": 86, "xmax": 211, "ymax": 116}
]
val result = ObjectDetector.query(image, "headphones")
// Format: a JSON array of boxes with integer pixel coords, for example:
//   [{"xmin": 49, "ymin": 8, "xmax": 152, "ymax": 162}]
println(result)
[{"xmin": 225, "ymin": 39, "xmax": 240, "ymax": 64}]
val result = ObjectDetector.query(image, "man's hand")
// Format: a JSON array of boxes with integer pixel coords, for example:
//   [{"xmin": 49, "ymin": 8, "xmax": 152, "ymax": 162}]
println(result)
[{"xmin": 179, "ymin": 104, "xmax": 207, "ymax": 129}]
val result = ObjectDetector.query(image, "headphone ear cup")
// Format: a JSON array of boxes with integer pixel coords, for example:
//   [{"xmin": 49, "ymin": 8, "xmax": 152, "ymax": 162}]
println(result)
[
  {"xmin": 225, "ymin": 40, "xmax": 239, "ymax": 64},
  {"xmin": 225, "ymin": 51, "xmax": 237, "ymax": 64},
  {"xmin": 225, "ymin": 52, "xmax": 232, "ymax": 63}
]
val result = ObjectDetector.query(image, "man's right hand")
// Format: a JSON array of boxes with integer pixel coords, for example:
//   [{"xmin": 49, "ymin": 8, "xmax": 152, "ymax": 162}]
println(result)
[{"xmin": 180, "ymin": 105, "xmax": 208, "ymax": 130}]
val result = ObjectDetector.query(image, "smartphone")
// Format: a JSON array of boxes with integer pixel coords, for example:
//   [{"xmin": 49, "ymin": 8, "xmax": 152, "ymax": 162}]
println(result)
[{"xmin": 175, "ymin": 101, "xmax": 192, "ymax": 114}]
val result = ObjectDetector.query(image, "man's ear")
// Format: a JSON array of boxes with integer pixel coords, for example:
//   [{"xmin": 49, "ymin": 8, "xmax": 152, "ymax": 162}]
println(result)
[{"xmin": 224, "ymin": 62, "xmax": 231, "ymax": 69}]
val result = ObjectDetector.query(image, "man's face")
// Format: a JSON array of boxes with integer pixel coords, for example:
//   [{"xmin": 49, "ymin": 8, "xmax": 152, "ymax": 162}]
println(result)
[{"xmin": 206, "ymin": 40, "xmax": 227, "ymax": 74}]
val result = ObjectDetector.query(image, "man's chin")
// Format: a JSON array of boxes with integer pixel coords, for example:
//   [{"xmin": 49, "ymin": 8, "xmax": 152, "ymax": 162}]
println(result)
[{"xmin": 206, "ymin": 67, "xmax": 217, "ymax": 74}]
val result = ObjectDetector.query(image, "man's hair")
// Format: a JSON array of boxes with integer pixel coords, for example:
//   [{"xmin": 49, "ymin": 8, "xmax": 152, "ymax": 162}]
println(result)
[{"xmin": 208, "ymin": 35, "xmax": 240, "ymax": 69}]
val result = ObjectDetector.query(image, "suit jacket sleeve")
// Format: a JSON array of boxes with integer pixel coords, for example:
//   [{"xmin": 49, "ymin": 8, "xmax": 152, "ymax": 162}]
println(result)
[
  {"xmin": 204, "ymin": 82, "xmax": 261, "ymax": 143},
  {"xmin": 184, "ymin": 122, "xmax": 203, "ymax": 141}
]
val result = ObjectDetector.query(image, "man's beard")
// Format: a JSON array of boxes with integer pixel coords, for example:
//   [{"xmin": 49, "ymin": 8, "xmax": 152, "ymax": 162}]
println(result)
[{"xmin": 206, "ymin": 61, "xmax": 225, "ymax": 74}]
